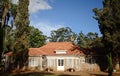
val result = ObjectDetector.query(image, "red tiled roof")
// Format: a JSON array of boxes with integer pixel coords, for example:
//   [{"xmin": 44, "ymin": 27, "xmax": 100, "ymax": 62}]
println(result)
[
  {"xmin": 38, "ymin": 42, "xmax": 84, "ymax": 55},
  {"xmin": 29, "ymin": 48, "xmax": 46, "ymax": 56},
  {"xmin": 5, "ymin": 42, "xmax": 85, "ymax": 56}
]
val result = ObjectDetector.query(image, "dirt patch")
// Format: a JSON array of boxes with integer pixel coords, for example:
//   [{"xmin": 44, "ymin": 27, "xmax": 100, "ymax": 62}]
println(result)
[
  {"xmin": 1, "ymin": 70, "xmax": 120, "ymax": 76},
  {"xmin": 37, "ymin": 71, "xmax": 109, "ymax": 76}
]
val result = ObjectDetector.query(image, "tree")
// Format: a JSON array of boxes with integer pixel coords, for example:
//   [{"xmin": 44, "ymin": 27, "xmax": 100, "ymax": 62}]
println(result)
[
  {"xmin": 0, "ymin": 0, "xmax": 11, "ymax": 64},
  {"xmin": 29, "ymin": 26, "xmax": 46, "ymax": 48},
  {"xmin": 93, "ymin": 0, "xmax": 120, "ymax": 75},
  {"xmin": 85, "ymin": 32, "xmax": 98, "ymax": 47},
  {"xmin": 49, "ymin": 27, "xmax": 77, "ymax": 42},
  {"xmin": 91, "ymin": 36, "xmax": 103, "ymax": 48},
  {"xmin": 13, "ymin": 0, "xmax": 30, "ymax": 70},
  {"xmin": 77, "ymin": 31, "xmax": 100, "ymax": 48},
  {"xmin": 77, "ymin": 31, "xmax": 86, "ymax": 47},
  {"xmin": 5, "ymin": 3, "xmax": 17, "ymax": 52}
]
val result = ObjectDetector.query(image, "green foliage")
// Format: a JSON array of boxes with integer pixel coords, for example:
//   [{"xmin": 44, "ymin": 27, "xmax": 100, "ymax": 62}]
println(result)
[
  {"xmin": 49, "ymin": 27, "xmax": 77, "ymax": 42},
  {"xmin": 29, "ymin": 26, "xmax": 46, "ymax": 48},
  {"xmin": 77, "ymin": 31, "xmax": 86, "ymax": 47},
  {"xmin": 11, "ymin": 4, "xmax": 17, "ymax": 18},
  {"xmin": 4, "ymin": 25, "xmax": 15, "ymax": 52},
  {"xmin": 91, "ymin": 36, "xmax": 103, "ymax": 48},
  {"xmin": 85, "ymin": 32, "xmax": 98, "ymax": 47},
  {"xmin": 0, "ymin": 0, "xmax": 17, "ymax": 52},
  {"xmin": 93, "ymin": 0, "xmax": 120, "ymax": 54},
  {"xmin": 77, "ymin": 31, "xmax": 101, "ymax": 48},
  {"xmin": 0, "ymin": 0, "xmax": 11, "ymax": 64},
  {"xmin": 14, "ymin": 0, "xmax": 30, "ymax": 51},
  {"xmin": 13, "ymin": 0, "xmax": 30, "ymax": 69},
  {"xmin": 93, "ymin": 0, "xmax": 120, "ymax": 75}
]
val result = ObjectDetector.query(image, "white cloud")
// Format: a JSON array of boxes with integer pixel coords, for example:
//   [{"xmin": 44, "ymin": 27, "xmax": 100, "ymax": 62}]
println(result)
[
  {"xmin": 33, "ymin": 22, "xmax": 64, "ymax": 36},
  {"xmin": 11, "ymin": 0, "xmax": 52, "ymax": 14},
  {"xmin": 11, "ymin": 0, "xmax": 56, "ymax": 36},
  {"xmin": 29, "ymin": 0, "xmax": 52, "ymax": 13},
  {"xmin": 11, "ymin": 0, "xmax": 18, "ymax": 4}
]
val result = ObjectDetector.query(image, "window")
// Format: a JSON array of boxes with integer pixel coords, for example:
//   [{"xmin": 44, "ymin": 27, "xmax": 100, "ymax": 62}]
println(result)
[
  {"xmin": 58, "ymin": 59, "xmax": 64, "ymax": 66},
  {"xmin": 29, "ymin": 57, "xmax": 38, "ymax": 66}
]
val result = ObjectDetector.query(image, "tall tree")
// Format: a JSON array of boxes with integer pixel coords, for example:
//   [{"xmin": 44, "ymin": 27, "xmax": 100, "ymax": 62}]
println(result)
[
  {"xmin": 5, "ymin": 3, "xmax": 17, "ymax": 52},
  {"xmin": 29, "ymin": 26, "xmax": 46, "ymax": 48},
  {"xmin": 0, "ymin": 0, "xmax": 11, "ymax": 64},
  {"xmin": 49, "ymin": 27, "xmax": 76, "ymax": 42},
  {"xmin": 93, "ymin": 0, "xmax": 120, "ymax": 75},
  {"xmin": 14, "ymin": 0, "xmax": 30, "ymax": 70}
]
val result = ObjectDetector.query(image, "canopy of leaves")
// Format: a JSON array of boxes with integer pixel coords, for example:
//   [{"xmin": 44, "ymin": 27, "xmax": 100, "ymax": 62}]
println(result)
[
  {"xmin": 29, "ymin": 26, "xmax": 46, "ymax": 48},
  {"xmin": 49, "ymin": 27, "xmax": 77, "ymax": 42},
  {"xmin": 77, "ymin": 31, "xmax": 86, "ymax": 47},
  {"xmin": 13, "ymin": 0, "xmax": 30, "ymax": 69},
  {"xmin": 93, "ymin": 0, "xmax": 120, "ymax": 54},
  {"xmin": 77, "ymin": 31, "xmax": 101, "ymax": 48},
  {"xmin": 93, "ymin": 0, "xmax": 120, "ymax": 75},
  {"xmin": 0, "ymin": 0, "xmax": 11, "ymax": 63}
]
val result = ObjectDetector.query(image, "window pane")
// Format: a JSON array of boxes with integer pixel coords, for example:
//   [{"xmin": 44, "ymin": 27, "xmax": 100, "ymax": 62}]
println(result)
[
  {"xmin": 58, "ymin": 59, "xmax": 64, "ymax": 66},
  {"xmin": 58, "ymin": 59, "xmax": 60, "ymax": 66},
  {"xmin": 61, "ymin": 59, "xmax": 64, "ymax": 66}
]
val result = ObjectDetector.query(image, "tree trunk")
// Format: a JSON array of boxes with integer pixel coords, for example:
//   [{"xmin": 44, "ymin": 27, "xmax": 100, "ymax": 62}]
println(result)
[{"xmin": 108, "ymin": 53, "xmax": 113, "ymax": 76}]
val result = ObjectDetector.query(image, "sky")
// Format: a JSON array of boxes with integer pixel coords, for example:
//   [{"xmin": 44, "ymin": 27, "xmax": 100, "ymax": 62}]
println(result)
[{"xmin": 12, "ymin": 0, "xmax": 103, "ymax": 37}]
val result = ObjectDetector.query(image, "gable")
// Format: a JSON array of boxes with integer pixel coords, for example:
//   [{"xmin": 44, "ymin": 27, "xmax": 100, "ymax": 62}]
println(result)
[{"xmin": 55, "ymin": 50, "xmax": 67, "ymax": 54}]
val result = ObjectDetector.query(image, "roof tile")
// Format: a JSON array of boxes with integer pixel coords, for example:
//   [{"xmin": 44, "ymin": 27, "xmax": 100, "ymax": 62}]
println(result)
[{"xmin": 5, "ymin": 42, "xmax": 85, "ymax": 56}]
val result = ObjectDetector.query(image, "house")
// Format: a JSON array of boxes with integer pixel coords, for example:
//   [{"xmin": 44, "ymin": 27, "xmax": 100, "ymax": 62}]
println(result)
[
  {"xmin": 4, "ymin": 42, "xmax": 100, "ymax": 72},
  {"xmin": 28, "ymin": 42, "xmax": 100, "ymax": 71}
]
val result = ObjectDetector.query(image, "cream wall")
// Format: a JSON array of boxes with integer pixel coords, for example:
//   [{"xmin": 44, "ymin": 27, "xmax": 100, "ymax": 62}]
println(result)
[
  {"xmin": 28, "ymin": 56, "xmax": 42, "ymax": 70},
  {"xmin": 46, "ymin": 55, "xmax": 85, "ymax": 71},
  {"xmin": 28, "ymin": 55, "xmax": 93, "ymax": 71}
]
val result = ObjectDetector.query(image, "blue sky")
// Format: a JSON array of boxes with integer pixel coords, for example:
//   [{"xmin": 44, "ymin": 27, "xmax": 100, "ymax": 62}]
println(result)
[{"xmin": 12, "ymin": 0, "xmax": 103, "ymax": 36}]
